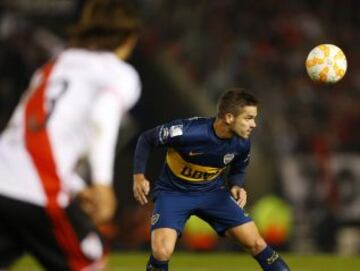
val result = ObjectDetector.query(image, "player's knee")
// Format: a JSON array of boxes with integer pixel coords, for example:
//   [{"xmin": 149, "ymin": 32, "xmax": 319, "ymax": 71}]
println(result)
[
  {"xmin": 152, "ymin": 245, "xmax": 174, "ymax": 261},
  {"xmin": 244, "ymin": 237, "xmax": 267, "ymax": 255}
]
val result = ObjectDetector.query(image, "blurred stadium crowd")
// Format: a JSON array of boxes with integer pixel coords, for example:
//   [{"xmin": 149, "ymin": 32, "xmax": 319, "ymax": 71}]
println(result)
[
  {"xmin": 0, "ymin": 0, "xmax": 359, "ymax": 255},
  {"xmin": 141, "ymin": 0, "xmax": 360, "ymax": 253}
]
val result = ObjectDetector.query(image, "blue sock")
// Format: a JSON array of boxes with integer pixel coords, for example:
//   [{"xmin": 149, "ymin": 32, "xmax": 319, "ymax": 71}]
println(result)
[
  {"xmin": 146, "ymin": 255, "xmax": 169, "ymax": 271},
  {"xmin": 254, "ymin": 246, "xmax": 290, "ymax": 271}
]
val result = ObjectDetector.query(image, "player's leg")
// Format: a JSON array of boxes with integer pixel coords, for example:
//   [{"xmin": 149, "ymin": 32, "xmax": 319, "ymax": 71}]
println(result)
[
  {"xmin": 196, "ymin": 188, "xmax": 290, "ymax": 271},
  {"xmin": 147, "ymin": 228, "xmax": 177, "ymax": 271},
  {"xmin": 45, "ymin": 197, "xmax": 107, "ymax": 271},
  {"xmin": 226, "ymin": 222, "xmax": 290, "ymax": 271},
  {"xmin": 1, "ymin": 195, "xmax": 106, "ymax": 271},
  {"xmin": 0, "ymin": 196, "xmax": 26, "ymax": 269},
  {"xmin": 0, "ymin": 232, "xmax": 24, "ymax": 269},
  {"xmin": 147, "ymin": 192, "xmax": 196, "ymax": 271}
]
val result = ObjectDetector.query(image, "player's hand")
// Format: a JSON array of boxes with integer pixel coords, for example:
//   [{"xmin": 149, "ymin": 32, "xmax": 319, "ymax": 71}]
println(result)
[
  {"xmin": 78, "ymin": 184, "xmax": 117, "ymax": 226},
  {"xmin": 133, "ymin": 173, "xmax": 150, "ymax": 205},
  {"xmin": 230, "ymin": 185, "xmax": 247, "ymax": 208}
]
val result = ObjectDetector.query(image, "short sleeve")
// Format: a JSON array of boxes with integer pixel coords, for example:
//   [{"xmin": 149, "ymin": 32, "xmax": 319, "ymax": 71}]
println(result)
[
  {"xmin": 99, "ymin": 57, "xmax": 141, "ymax": 111},
  {"xmin": 155, "ymin": 119, "xmax": 185, "ymax": 147}
]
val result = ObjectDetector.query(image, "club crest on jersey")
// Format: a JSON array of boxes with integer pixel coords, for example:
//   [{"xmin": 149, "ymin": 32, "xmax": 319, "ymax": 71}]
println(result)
[
  {"xmin": 223, "ymin": 153, "xmax": 235, "ymax": 165},
  {"xmin": 169, "ymin": 125, "xmax": 183, "ymax": 137},
  {"xmin": 151, "ymin": 213, "xmax": 160, "ymax": 225}
]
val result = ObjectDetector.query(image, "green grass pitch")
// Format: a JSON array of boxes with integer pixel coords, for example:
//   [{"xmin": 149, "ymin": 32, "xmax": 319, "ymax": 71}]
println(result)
[{"xmin": 11, "ymin": 252, "xmax": 360, "ymax": 271}]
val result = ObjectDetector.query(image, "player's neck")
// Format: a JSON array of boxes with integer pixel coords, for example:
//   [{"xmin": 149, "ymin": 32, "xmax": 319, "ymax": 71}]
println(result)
[{"xmin": 213, "ymin": 118, "xmax": 233, "ymax": 139}]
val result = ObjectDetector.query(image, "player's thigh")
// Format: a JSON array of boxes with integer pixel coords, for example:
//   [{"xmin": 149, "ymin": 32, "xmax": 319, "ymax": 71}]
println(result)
[
  {"xmin": 151, "ymin": 192, "xmax": 197, "ymax": 235},
  {"xmin": 151, "ymin": 228, "xmax": 178, "ymax": 259},
  {"xmin": 39, "ymin": 199, "xmax": 105, "ymax": 270},
  {"xmin": 225, "ymin": 221, "xmax": 267, "ymax": 254},
  {"xmin": 0, "ymin": 215, "xmax": 25, "ymax": 268},
  {"xmin": 11, "ymin": 197, "xmax": 105, "ymax": 271},
  {"xmin": 62, "ymin": 198, "xmax": 106, "ymax": 267},
  {"xmin": 197, "ymin": 189, "xmax": 252, "ymax": 236}
]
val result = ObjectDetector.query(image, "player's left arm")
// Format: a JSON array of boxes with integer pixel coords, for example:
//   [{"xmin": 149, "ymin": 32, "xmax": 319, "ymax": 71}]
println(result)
[
  {"xmin": 83, "ymin": 64, "xmax": 141, "ymax": 225},
  {"xmin": 80, "ymin": 91, "xmax": 121, "ymax": 225},
  {"xmin": 228, "ymin": 141, "xmax": 251, "ymax": 208}
]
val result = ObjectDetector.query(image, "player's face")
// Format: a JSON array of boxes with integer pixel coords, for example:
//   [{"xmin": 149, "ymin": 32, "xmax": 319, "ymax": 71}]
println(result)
[{"xmin": 229, "ymin": 106, "xmax": 257, "ymax": 139}]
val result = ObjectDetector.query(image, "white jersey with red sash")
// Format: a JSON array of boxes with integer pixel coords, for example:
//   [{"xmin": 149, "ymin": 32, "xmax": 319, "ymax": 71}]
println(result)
[{"xmin": 0, "ymin": 49, "xmax": 141, "ymax": 207}]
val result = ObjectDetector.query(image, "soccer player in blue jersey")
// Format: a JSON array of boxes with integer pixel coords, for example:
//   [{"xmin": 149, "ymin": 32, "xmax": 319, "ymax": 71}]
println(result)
[{"xmin": 133, "ymin": 88, "xmax": 291, "ymax": 271}]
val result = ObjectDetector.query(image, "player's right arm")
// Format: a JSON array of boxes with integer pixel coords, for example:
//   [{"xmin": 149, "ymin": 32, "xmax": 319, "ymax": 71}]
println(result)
[
  {"xmin": 133, "ymin": 120, "xmax": 183, "ymax": 205},
  {"xmin": 132, "ymin": 127, "xmax": 160, "ymax": 205},
  {"xmin": 133, "ymin": 173, "xmax": 150, "ymax": 205}
]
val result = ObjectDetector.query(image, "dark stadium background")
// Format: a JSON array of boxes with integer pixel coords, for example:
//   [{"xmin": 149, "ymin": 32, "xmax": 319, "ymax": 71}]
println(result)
[{"xmin": 0, "ymin": 0, "xmax": 359, "ymax": 257}]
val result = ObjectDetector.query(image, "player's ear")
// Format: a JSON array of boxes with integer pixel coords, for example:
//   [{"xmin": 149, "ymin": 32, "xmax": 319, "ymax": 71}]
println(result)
[{"xmin": 224, "ymin": 113, "xmax": 234, "ymax": 125}]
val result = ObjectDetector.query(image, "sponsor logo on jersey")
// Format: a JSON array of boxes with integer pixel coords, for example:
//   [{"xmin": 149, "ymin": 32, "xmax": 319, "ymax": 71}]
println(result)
[
  {"xmin": 151, "ymin": 213, "xmax": 160, "ymax": 225},
  {"xmin": 166, "ymin": 148, "xmax": 225, "ymax": 182},
  {"xmin": 169, "ymin": 125, "xmax": 183, "ymax": 137},
  {"xmin": 188, "ymin": 151, "xmax": 204, "ymax": 156},
  {"xmin": 223, "ymin": 153, "xmax": 235, "ymax": 165}
]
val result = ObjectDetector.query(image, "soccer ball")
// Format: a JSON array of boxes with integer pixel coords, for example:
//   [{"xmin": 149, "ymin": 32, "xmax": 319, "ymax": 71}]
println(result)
[{"xmin": 305, "ymin": 44, "xmax": 347, "ymax": 84}]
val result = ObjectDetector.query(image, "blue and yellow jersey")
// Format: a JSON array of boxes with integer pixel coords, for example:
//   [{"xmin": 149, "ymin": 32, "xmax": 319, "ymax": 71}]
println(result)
[{"xmin": 134, "ymin": 117, "xmax": 251, "ymax": 194}]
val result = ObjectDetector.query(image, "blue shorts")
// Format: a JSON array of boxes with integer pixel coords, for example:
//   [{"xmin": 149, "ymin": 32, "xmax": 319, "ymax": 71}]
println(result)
[{"xmin": 151, "ymin": 188, "xmax": 252, "ymax": 236}]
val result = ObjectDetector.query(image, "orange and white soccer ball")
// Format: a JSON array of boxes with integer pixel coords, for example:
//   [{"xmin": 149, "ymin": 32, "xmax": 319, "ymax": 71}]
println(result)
[{"xmin": 305, "ymin": 44, "xmax": 347, "ymax": 84}]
